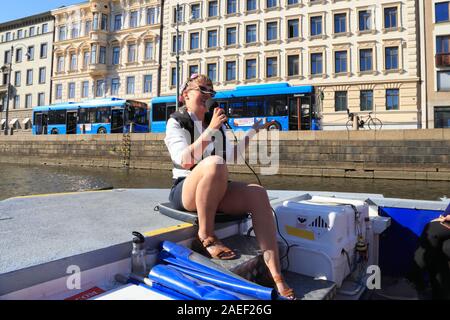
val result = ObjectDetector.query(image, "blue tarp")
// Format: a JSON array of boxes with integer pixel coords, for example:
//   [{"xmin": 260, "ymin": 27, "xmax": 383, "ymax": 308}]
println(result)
[{"xmin": 147, "ymin": 241, "xmax": 276, "ymax": 300}]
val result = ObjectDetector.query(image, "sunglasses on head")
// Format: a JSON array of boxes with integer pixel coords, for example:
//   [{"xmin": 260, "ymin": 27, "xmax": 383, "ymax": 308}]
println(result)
[
  {"xmin": 195, "ymin": 85, "xmax": 216, "ymax": 97},
  {"xmin": 180, "ymin": 74, "xmax": 215, "ymax": 96}
]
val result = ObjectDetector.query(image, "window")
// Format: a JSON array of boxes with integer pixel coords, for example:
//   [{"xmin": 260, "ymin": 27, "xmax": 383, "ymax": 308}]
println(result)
[
  {"xmin": 359, "ymin": 10, "xmax": 371, "ymax": 31},
  {"xmin": 145, "ymin": 41, "xmax": 154, "ymax": 60},
  {"xmin": 360, "ymin": 49, "xmax": 373, "ymax": 72},
  {"xmin": 70, "ymin": 53, "xmax": 77, "ymax": 70},
  {"xmin": 171, "ymin": 67, "xmax": 177, "ymax": 86},
  {"xmin": 101, "ymin": 14, "xmax": 108, "ymax": 30},
  {"xmin": 25, "ymin": 94, "xmax": 32, "ymax": 108},
  {"xmin": 27, "ymin": 46, "xmax": 34, "ymax": 61},
  {"xmin": 114, "ymin": 14, "xmax": 122, "ymax": 31},
  {"xmin": 267, "ymin": 0, "xmax": 277, "ymax": 8},
  {"xmin": 360, "ymin": 90, "xmax": 373, "ymax": 111},
  {"xmin": 435, "ymin": 2, "xmax": 450, "ymax": 23},
  {"xmin": 247, "ymin": 0, "xmax": 257, "ymax": 11},
  {"xmin": 38, "ymin": 93, "xmax": 45, "ymax": 107},
  {"xmin": 42, "ymin": 23, "xmax": 48, "ymax": 33},
  {"xmin": 68, "ymin": 82, "xmax": 75, "ymax": 99},
  {"xmin": 147, "ymin": 7, "xmax": 158, "ymax": 25},
  {"xmin": 172, "ymin": 35, "xmax": 182, "ymax": 52},
  {"xmin": 14, "ymin": 71, "xmax": 21, "ymax": 87},
  {"xmin": 91, "ymin": 45, "xmax": 97, "ymax": 64},
  {"xmin": 385, "ymin": 47, "xmax": 399, "ymax": 70},
  {"xmin": 4, "ymin": 50, "xmax": 11, "ymax": 64},
  {"xmin": 16, "ymin": 48, "xmax": 22, "ymax": 63},
  {"xmin": 334, "ymin": 13, "xmax": 346, "ymax": 34},
  {"xmin": 144, "ymin": 75, "xmax": 152, "ymax": 93},
  {"xmin": 111, "ymin": 78, "xmax": 120, "ymax": 96},
  {"xmin": 126, "ymin": 76, "xmax": 135, "ymax": 94},
  {"xmin": 40, "ymin": 43, "xmax": 48, "ymax": 58},
  {"xmin": 246, "ymin": 24, "xmax": 257, "ymax": 43},
  {"xmin": 85, "ymin": 20, "xmax": 92, "ymax": 35},
  {"xmin": 99, "ymin": 46, "xmax": 106, "ymax": 64},
  {"xmin": 207, "ymin": 30, "xmax": 218, "ymax": 48},
  {"xmin": 26, "ymin": 69, "xmax": 33, "ymax": 85},
  {"xmin": 112, "ymin": 46, "xmax": 120, "ymax": 65},
  {"xmin": 209, "ymin": 1, "xmax": 218, "ymax": 17},
  {"xmin": 226, "ymin": 27, "xmax": 237, "ymax": 45},
  {"xmin": 266, "ymin": 57, "xmax": 277, "ymax": 78},
  {"xmin": 17, "ymin": 30, "xmax": 23, "ymax": 39},
  {"xmin": 174, "ymin": 6, "xmax": 183, "ymax": 23},
  {"xmin": 207, "ymin": 63, "xmax": 217, "ymax": 82},
  {"xmin": 82, "ymin": 81, "xmax": 90, "ymax": 98},
  {"xmin": 59, "ymin": 26, "xmax": 66, "ymax": 41},
  {"xmin": 189, "ymin": 65, "xmax": 198, "ymax": 77},
  {"xmin": 130, "ymin": 11, "xmax": 138, "ymax": 28},
  {"xmin": 434, "ymin": 107, "xmax": 450, "ymax": 128},
  {"xmin": 226, "ymin": 61, "xmax": 236, "ymax": 81},
  {"xmin": 311, "ymin": 53, "xmax": 323, "ymax": 75},
  {"xmin": 83, "ymin": 51, "xmax": 90, "ymax": 68},
  {"xmin": 227, "ymin": 0, "xmax": 237, "ymax": 14},
  {"xmin": 128, "ymin": 44, "xmax": 136, "ymax": 62},
  {"xmin": 14, "ymin": 95, "xmax": 20, "ymax": 109},
  {"xmin": 386, "ymin": 89, "xmax": 399, "ymax": 110},
  {"xmin": 335, "ymin": 91, "xmax": 347, "ymax": 112},
  {"xmin": 191, "ymin": 4, "xmax": 201, "ymax": 20},
  {"xmin": 246, "ymin": 59, "xmax": 257, "ymax": 79},
  {"xmin": 71, "ymin": 24, "xmax": 79, "ymax": 38},
  {"xmin": 437, "ymin": 36, "xmax": 450, "ymax": 53},
  {"xmin": 437, "ymin": 71, "xmax": 450, "ymax": 91},
  {"xmin": 288, "ymin": 55, "xmax": 299, "ymax": 76},
  {"xmin": 288, "ymin": 0, "xmax": 298, "ymax": 4},
  {"xmin": 335, "ymin": 51, "xmax": 347, "ymax": 74},
  {"xmin": 384, "ymin": 7, "xmax": 397, "ymax": 29},
  {"xmin": 310, "ymin": 16, "xmax": 322, "ymax": 36},
  {"xmin": 96, "ymin": 80, "xmax": 105, "ymax": 97},
  {"xmin": 39, "ymin": 67, "xmax": 46, "ymax": 84},
  {"xmin": 287, "ymin": 19, "xmax": 299, "ymax": 38},
  {"xmin": 29, "ymin": 26, "xmax": 35, "ymax": 37},
  {"xmin": 56, "ymin": 84, "xmax": 63, "ymax": 100},
  {"xmin": 266, "ymin": 22, "xmax": 278, "ymax": 41},
  {"xmin": 190, "ymin": 32, "xmax": 200, "ymax": 50}
]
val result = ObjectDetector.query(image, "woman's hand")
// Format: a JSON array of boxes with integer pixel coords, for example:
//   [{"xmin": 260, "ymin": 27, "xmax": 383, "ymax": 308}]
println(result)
[{"xmin": 208, "ymin": 107, "xmax": 227, "ymax": 131}]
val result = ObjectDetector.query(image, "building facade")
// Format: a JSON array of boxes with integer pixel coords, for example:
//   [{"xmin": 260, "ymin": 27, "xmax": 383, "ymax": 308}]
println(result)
[
  {"xmin": 422, "ymin": 0, "xmax": 450, "ymax": 128},
  {"xmin": 160, "ymin": 0, "xmax": 421, "ymax": 130},
  {"xmin": 51, "ymin": 0, "xmax": 161, "ymax": 105},
  {"xmin": 0, "ymin": 12, "xmax": 54, "ymax": 135}
]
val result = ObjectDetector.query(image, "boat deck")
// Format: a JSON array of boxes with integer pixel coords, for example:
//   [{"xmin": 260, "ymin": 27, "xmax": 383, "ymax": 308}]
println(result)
[{"xmin": 1, "ymin": 188, "xmax": 448, "ymax": 299}]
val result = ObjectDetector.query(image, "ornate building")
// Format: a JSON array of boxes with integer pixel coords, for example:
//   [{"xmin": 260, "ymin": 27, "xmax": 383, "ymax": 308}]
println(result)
[{"xmin": 51, "ymin": 0, "xmax": 162, "ymax": 104}]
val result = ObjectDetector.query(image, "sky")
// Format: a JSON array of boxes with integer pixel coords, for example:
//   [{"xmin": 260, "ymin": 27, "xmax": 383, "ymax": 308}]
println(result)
[{"xmin": 0, "ymin": 0, "xmax": 84, "ymax": 24}]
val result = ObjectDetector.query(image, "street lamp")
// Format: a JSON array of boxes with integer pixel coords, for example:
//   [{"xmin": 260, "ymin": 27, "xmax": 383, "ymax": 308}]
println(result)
[{"xmin": 175, "ymin": 3, "xmax": 181, "ymax": 111}]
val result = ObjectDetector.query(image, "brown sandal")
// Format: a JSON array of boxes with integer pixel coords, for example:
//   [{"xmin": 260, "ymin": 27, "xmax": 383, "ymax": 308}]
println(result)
[
  {"xmin": 194, "ymin": 235, "xmax": 238, "ymax": 260},
  {"xmin": 273, "ymin": 275, "xmax": 296, "ymax": 300}
]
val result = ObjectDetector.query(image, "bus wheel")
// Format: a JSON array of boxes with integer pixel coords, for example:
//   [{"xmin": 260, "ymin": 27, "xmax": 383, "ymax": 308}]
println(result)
[
  {"xmin": 51, "ymin": 128, "xmax": 59, "ymax": 135},
  {"xmin": 268, "ymin": 121, "xmax": 281, "ymax": 131},
  {"xmin": 97, "ymin": 127, "xmax": 107, "ymax": 134}
]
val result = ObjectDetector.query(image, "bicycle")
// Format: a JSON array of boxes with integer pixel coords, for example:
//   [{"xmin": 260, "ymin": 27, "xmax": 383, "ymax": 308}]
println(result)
[{"xmin": 346, "ymin": 109, "xmax": 383, "ymax": 130}]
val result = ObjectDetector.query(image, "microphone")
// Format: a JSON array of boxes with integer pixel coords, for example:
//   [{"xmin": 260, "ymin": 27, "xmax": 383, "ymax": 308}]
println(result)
[{"xmin": 205, "ymin": 98, "xmax": 232, "ymax": 129}]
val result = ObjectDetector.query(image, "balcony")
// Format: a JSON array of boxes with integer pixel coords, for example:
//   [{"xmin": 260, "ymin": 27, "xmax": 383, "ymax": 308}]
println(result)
[
  {"xmin": 436, "ymin": 53, "xmax": 450, "ymax": 67},
  {"xmin": 88, "ymin": 63, "xmax": 107, "ymax": 76}
]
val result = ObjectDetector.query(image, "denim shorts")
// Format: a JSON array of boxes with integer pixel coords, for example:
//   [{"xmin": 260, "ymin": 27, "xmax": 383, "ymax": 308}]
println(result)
[{"xmin": 169, "ymin": 177, "xmax": 187, "ymax": 211}]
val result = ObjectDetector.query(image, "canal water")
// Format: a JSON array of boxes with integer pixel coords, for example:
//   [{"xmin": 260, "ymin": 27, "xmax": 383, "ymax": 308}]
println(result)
[{"xmin": 0, "ymin": 163, "xmax": 449, "ymax": 202}]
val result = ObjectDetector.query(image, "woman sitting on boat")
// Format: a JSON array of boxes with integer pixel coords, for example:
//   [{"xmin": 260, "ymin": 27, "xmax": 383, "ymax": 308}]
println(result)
[{"xmin": 164, "ymin": 74, "xmax": 295, "ymax": 299}]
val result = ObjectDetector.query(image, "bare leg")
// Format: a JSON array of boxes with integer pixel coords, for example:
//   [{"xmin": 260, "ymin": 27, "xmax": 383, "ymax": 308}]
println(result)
[{"xmin": 217, "ymin": 181, "xmax": 293, "ymax": 297}]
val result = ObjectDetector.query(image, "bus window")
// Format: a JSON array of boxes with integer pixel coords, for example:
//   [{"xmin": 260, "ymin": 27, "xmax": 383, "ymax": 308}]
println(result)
[
  {"xmin": 152, "ymin": 103, "xmax": 166, "ymax": 121},
  {"xmin": 48, "ymin": 110, "xmax": 66, "ymax": 125},
  {"xmin": 228, "ymin": 101, "xmax": 245, "ymax": 117},
  {"xmin": 128, "ymin": 107, "xmax": 147, "ymax": 125},
  {"xmin": 79, "ymin": 108, "xmax": 97, "ymax": 123},
  {"xmin": 267, "ymin": 97, "xmax": 288, "ymax": 116},
  {"xmin": 246, "ymin": 98, "xmax": 264, "ymax": 117},
  {"xmin": 166, "ymin": 105, "xmax": 176, "ymax": 119},
  {"xmin": 97, "ymin": 107, "xmax": 111, "ymax": 123}
]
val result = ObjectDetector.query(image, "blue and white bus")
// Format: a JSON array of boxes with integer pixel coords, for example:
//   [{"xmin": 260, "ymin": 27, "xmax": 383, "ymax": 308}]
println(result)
[
  {"xmin": 32, "ymin": 98, "xmax": 149, "ymax": 135},
  {"xmin": 150, "ymin": 83, "xmax": 316, "ymax": 133}
]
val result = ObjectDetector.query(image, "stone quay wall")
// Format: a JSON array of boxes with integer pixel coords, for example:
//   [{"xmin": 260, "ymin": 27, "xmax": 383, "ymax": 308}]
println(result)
[{"xmin": 0, "ymin": 129, "xmax": 450, "ymax": 181}]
